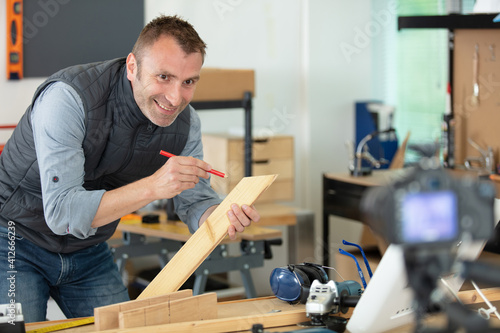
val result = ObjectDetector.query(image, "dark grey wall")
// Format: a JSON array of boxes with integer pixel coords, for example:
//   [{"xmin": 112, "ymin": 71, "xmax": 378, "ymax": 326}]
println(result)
[{"xmin": 23, "ymin": 0, "xmax": 144, "ymax": 77}]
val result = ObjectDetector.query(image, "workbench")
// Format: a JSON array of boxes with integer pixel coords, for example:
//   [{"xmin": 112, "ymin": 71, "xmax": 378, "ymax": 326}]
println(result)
[
  {"xmin": 24, "ymin": 296, "xmax": 312, "ymax": 332},
  {"xmin": 322, "ymin": 169, "xmax": 500, "ymax": 267},
  {"xmin": 322, "ymin": 170, "xmax": 407, "ymax": 266},
  {"xmin": 112, "ymin": 212, "xmax": 283, "ymax": 299},
  {"xmin": 23, "ymin": 293, "xmax": 500, "ymax": 332}
]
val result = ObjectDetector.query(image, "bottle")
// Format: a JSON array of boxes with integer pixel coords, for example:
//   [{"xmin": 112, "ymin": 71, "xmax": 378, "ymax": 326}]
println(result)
[
  {"xmin": 441, "ymin": 116, "xmax": 449, "ymax": 166},
  {"xmin": 441, "ymin": 83, "xmax": 455, "ymax": 168}
]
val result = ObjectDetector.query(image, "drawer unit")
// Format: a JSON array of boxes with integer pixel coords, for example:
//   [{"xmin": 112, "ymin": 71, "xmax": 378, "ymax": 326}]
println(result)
[{"xmin": 202, "ymin": 133, "xmax": 294, "ymax": 202}]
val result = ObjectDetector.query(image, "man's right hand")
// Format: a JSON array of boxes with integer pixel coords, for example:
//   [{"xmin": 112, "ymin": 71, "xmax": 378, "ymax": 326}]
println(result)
[
  {"xmin": 91, "ymin": 155, "xmax": 212, "ymax": 228},
  {"xmin": 149, "ymin": 155, "xmax": 212, "ymax": 199}
]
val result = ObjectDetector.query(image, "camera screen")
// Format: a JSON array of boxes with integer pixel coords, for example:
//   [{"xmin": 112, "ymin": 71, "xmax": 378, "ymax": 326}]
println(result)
[{"xmin": 401, "ymin": 190, "xmax": 458, "ymax": 243}]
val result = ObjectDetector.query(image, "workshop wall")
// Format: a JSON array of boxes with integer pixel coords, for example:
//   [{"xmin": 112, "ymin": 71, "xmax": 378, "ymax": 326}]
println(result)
[
  {"xmin": 0, "ymin": 0, "xmax": 374, "ymax": 282},
  {"xmin": 453, "ymin": 29, "xmax": 500, "ymax": 171}
]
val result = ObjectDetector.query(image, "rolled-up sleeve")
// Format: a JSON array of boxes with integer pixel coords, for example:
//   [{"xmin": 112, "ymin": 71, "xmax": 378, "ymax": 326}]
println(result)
[
  {"xmin": 173, "ymin": 107, "xmax": 222, "ymax": 233},
  {"xmin": 31, "ymin": 82, "xmax": 104, "ymax": 239}
]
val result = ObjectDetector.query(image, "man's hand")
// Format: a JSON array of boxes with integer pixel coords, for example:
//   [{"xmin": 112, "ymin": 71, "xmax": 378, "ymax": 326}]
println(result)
[
  {"xmin": 91, "ymin": 155, "xmax": 212, "ymax": 228},
  {"xmin": 226, "ymin": 204, "xmax": 260, "ymax": 240},
  {"xmin": 149, "ymin": 155, "xmax": 212, "ymax": 199}
]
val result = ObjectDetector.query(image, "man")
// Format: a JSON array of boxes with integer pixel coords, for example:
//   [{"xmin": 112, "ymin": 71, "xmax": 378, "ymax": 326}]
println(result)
[{"xmin": 0, "ymin": 15, "xmax": 259, "ymax": 322}]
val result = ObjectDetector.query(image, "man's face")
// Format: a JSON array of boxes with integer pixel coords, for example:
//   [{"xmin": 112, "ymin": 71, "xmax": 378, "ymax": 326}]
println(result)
[{"xmin": 126, "ymin": 35, "xmax": 203, "ymax": 127}]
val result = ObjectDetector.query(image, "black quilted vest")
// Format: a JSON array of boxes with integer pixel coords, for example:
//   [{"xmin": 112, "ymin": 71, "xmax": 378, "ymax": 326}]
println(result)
[{"xmin": 0, "ymin": 58, "xmax": 190, "ymax": 253}]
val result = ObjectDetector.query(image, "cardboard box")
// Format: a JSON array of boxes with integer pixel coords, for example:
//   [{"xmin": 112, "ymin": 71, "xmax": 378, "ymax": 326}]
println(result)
[{"xmin": 192, "ymin": 68, "xmax": 255, "ymax": 102}]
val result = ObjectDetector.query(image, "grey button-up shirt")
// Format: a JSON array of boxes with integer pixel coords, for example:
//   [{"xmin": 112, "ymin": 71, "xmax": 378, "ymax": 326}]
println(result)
[{"xmin": 31, "ymin": 82, "xmax": 221, "ymax": 239}]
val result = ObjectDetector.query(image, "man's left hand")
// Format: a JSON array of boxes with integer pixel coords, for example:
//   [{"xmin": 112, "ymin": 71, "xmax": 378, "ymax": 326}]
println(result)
[{"xmin": 226, "ymin": 204, "xmax": 260, "ymax": 240}]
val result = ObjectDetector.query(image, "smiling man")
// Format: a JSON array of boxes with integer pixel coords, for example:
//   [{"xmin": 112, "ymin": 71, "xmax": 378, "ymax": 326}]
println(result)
[{"xmin": 0, "ymin": 15, "xmax": 259, "ymax": 323}]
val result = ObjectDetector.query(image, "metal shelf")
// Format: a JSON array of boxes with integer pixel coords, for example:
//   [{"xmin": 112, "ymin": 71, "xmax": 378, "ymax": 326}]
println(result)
[
  {"xmin": 398, "ymin": 13, "xmax": 500, "ymax": 30},
  {"xmin": 190, "ymin": 91, "xmax": 253, "ymax": 177}
]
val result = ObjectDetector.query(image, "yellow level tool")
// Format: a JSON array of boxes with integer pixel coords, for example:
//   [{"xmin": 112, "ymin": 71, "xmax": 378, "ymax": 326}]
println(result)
[{"xmin": 26, "ymin": 317, "xmax": 94, "ymax": 333}]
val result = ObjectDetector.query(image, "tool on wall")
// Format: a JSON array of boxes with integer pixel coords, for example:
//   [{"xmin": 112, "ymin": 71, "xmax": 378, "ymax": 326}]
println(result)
[
  {"xmin": 351, "ymin": 128, "xmax": 396, "ymax": 177},
  {"xmin": 6, "ymin": 0, "xmax": 23, "ymax": 80},
  {"xmin": 471, "ymin": 43, "xmax": 479, "ymax": 106},
  {"xmin": 464, "ymin": 137, "xmax": 495, "ymax": 175}
]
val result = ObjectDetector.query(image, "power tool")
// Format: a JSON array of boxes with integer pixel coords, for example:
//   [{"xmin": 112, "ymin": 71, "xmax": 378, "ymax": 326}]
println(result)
[
  {"xmin": 302, "ymin": 279, "xmax": 361, "ymax": 331},
  {"xmin": 270, "ymin": 263, "xmax": 362, "ymax": 332}
]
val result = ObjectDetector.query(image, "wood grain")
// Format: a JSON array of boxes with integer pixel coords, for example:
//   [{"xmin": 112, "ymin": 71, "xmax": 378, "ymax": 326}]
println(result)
[
  {"xmin": 94, "ymin": 289, "xmax": 192, "ymax": 330},
  {"xmin": 118, "ymin": 293, "xmax": 217, "ymax": 329},
  {"xmin": 137, "ymin": 175, "xmax": 277, "ymax": 299}
]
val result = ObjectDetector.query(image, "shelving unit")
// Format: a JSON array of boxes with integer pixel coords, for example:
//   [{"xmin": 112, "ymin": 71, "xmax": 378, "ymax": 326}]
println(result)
[
  {"xmin": 191, "ymin": 91, "xmax": 253, "ymax": 177},
  {"xmin": 398, "ymin": 13, "xmax": 500, "ymax": 30}
]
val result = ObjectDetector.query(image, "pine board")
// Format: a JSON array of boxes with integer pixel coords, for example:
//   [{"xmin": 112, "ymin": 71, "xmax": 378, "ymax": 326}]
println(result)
[
  {"xmin": 137, "ymin": 175, "xmax": 277, "ymax": 299},
  {"xmin": 94, "ymin": 290, "xmax": 192, "ymax": 330}
]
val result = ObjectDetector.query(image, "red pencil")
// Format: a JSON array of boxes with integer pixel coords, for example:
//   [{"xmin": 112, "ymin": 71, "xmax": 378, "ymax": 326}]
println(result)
[{"xmin": 159, "ymin": 150, "xmax": 227, "ymax": 178}]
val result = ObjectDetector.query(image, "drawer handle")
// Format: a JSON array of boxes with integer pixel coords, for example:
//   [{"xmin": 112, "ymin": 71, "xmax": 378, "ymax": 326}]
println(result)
[
  {"xmin": 327, "ymin": 189, "xmax": 337, "ymax": 195},
  {"xmin": 253, "ymin": 138, "xmax": 269, "ymax": 143},
  {"xmin": 253, "ymin": 160, "xmax": 270, "ymax": 164}
]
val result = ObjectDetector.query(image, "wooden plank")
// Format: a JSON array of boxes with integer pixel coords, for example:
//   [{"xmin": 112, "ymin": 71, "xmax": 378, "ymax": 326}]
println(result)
[
  {"xmin": 29, "ymin": 296, "xmax": 350, "ymax": 332},
  {"xmin": 217, "ymin": 296, "xmax": 301, "ymax": 319},
  {"xmin": 98, "ymin": 309, "xmax": 308, "ymax": 333},
  {"xmin": 170, "ymin": 293, "xmax": 218, "ymax": 324},
  {"xmin": 94, "ymin": 289, "xmax": 192, "ymax": 330},
  {"xmin": 118, "ymin": 293, "xmax": 217, "ymax": 329},
  {"xmin": 137, "ymin": 175, "xmax": 277, "ymax": 299},
  {"xmin": 459, "ymin": 287, "xmax": 500, "ymax": 305}
]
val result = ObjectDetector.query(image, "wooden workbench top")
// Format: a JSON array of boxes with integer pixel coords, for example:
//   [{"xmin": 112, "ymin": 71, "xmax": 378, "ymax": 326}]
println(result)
[
  {"xmin": 117, "ymin": 213, "xmax": 282, "ymax": 243},
  {"xmin": 25, "ymin": 297, "xmax": 311, "ymax": 332},
  {"xmin": 324, "ymin": 169, "xmax": 410, "ymax": 187},
  {"xmin": 116, "ymin": 201, "xmax": 305, "ymax": 243}
]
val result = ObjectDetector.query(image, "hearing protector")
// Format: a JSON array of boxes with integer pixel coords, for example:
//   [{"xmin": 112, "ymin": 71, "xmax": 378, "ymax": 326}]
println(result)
[{"xmin": 269, "ymin": 262, "xmax": 329, "ymax": 304}]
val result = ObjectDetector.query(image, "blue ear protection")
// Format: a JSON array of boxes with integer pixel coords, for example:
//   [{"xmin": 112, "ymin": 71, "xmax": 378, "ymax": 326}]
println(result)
[{"xmin": 269, "ymin": 263, "xmax": 329, "ymax": 303}]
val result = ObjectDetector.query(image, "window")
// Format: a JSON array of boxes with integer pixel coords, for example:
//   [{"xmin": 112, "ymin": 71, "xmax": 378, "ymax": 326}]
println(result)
[{"xmin": 371, "ymin": 0, "xmax": 475, "ymax": 163}]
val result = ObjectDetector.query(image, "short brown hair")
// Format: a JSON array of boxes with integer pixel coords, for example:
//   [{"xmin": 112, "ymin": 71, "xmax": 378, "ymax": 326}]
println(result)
[{"xmin": 132, "ymin": 15, "xmax": 207, "ymax": 64}]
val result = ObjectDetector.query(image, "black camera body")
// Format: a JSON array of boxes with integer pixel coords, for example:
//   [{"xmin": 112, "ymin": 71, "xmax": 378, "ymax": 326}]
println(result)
[
  {"xmin": 361, "ymin": 159, "xmax": 496, "ymax": 247},
  {"xmin": 360, "ymin": 156, "xmax": 498, "ymax": 332}
]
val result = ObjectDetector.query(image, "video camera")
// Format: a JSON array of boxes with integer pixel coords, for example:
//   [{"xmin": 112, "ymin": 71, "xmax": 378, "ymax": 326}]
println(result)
[
  {"xmin": 359, "ymin": 151, "xmax": 499, "ymax": 332},
  {"xmin": 360, "ymin": 155, "xmax": 496, "ymax": 248}
]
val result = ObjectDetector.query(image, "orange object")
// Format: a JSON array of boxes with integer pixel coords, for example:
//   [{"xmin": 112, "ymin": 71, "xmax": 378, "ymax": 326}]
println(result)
[
  {"xmin": 6, "ymin": 0, "xmax": 23, "ymax": 80},
  {"xmin": 490, "ymin": 174, "xmax": 500, "ymax": 182},
  {"xmin": 120, "ymin": 213, "xmax": 142, "ymax": 221}
]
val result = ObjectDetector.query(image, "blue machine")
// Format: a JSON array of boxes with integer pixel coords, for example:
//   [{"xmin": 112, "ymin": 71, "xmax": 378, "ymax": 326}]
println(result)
[
  {"xmin": 269, "ymin": 263, "xmax": 361, "ymax": 304},
  {"xmin": 355, "ymin": 101, "xmax": 398, "ymax": 171}
]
